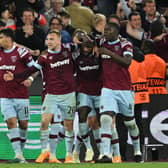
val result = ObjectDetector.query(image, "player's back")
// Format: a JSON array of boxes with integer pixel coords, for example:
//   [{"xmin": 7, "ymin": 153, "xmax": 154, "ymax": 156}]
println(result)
[{"xmin": 144, "ymin": 53, "xmax": 167, "ymax": 94}]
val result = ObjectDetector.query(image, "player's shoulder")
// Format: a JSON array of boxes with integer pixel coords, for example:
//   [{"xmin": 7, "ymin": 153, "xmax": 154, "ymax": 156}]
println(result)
[
  {"xmin": 16, "ymin": 46, "xmax": 30, "ymax": 58},
  {"xmin": 120, "ymin": 37, "xmax": 132, "ymax": 48},
  {"xmin": 40, "ymin": 50, "xmax": 48, "ymax": 59},
  {"xmin": 62, "ymin": 43, "xmax": 72, "ymax": 51}
]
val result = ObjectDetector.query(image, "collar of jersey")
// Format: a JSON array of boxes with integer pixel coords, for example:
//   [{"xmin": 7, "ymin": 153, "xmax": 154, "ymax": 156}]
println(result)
[
  {"xmin": 4, "ymin": 45, "xmax": 16, "ymax": 53},
  {"xmin": 107, "ymin": 39, "xmax": 120, "ymax": 45},
  {"xmin": 48, "ymin": 48, "xmax": 61, "ymax": 54}
]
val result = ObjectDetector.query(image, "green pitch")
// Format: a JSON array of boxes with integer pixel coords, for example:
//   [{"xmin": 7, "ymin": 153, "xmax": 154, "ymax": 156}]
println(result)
[{"xmin": 0, "ymin": 163, "xmax": 168, "ymax": 168}]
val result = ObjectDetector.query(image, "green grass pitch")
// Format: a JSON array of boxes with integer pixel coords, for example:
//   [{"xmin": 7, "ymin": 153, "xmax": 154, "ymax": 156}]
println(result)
[{"xmin": 0, "ymin": 162, "xmax": 168, "ymax": 168}]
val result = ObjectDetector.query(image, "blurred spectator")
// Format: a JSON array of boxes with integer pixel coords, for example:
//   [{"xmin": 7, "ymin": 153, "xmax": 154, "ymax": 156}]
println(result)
[
  {"xmin": 65, "ymin": 0, "xmax": 94, "ymax": 33},
  {"xmin": 142, "ymin": 39, "xmax": 167, "ymax": 94},
  {"xmin": 59, "ymin": 11, "xmax": 76, "ymax": 36},
  {"xmin": 156, "ymin": 0, "xmax": 168, "ymax": 8},
  {"xmin": 89, "ymin": 13, "xmax": 106, "ymax": 47},
  {"xmin": 116, "ymin": 2, "xmax": 127, "ymax": 21},
  {"xmin": 141, "ymin": 0, "xmax": 166, "ymax": 33},
  {"xmin": 126, "ymin": 12, "xmax": 147, "ymax": 48},
  {"xmin": 44, "ymin": 0, "xmax": 66, "ymax": 32},
  {"xmin": 15, "ymin": 8, "xmax": 46, "ymax": 59},
  {"xmin": 97, "ymin": 0, "xmax": 117, "ymax": 17},
  {"xmin": 0, "ymin": 0, "xmax": 16, "ymax": 20},
  {"xmin": 107, "ymin": 14, "xmax": 127, "ymax": 37},
  {"xmin": 0, "ymin": 7, "xmax": 16, "ymax": 30},
  {"xmin": 163, "ymin": 9, "xmax": 168, "ymax": 27},
  {"xmin": 108, "ymin": 14, "xmax": 121, "ymax": 25},
  {"xmin": 48, "ymin": 16, "xmax": 72, "ymax": 43},
  {"xmin": 150, "ymin": 20, "xmax": 168, "ymax": 62},
  {"xmin": 134, "ymin": 0, "xmax": 143, "ymax": 11},
  {"xmin": 117, "ymin": 0, "xmax": 137, "ymax": 19},
  {"xmin": 42, "ymin": 0, "xmax": 51, "ymax": 13},
  {"xmin": 44, "ymin": 0, "xmax": 66, "ymax": 23},
  {"xmin": 82, "ymin": 0, "xmax": 96, "ymax": 10},
  {"xmin": 14, "ymin": 0, "xmax": 45, "ymax": 26},
  {"xmin": 0, "ymin": 20, "xmax": 6, "ymax": 30}
]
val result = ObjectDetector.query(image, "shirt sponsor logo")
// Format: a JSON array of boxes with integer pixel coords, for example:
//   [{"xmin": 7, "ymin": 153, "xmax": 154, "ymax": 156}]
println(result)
[
  {"xmin": 101, "ymin": 54, "xmax": 111, "ymax": 59},
  {"xmin": 114, "ymin": 45, "xmax": 120, "ymax": 51},
  {"xmin": 50, "ymin": 59, "xmax": 70, "ymax": 68},
  {"xmin": 0, "ymin": 65, "xmax": 16, "ymax": 70},
  {"xmin": 79, "ymin": 65, "xmax": 99, "ymax": 71}
]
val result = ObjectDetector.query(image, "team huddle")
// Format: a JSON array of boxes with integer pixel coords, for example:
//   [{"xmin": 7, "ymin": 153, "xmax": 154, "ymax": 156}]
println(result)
[{"xmin": 0, "ymin": 13, "xmax": 152, "ymax": 163}]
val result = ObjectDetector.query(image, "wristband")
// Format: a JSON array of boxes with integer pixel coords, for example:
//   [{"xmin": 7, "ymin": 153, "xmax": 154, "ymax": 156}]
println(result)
[{"xmin": 28, "ymin": 76, "xmax": 34, "ymax": 82}]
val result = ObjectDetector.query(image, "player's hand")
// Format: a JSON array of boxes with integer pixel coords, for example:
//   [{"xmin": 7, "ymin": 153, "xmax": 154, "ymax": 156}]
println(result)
[
  {"xmin": 21, "ymin": 79, "xmax": 32, "ymax": 87},
  {"xmin": 73, "ymin": 36, "xmax": 82, "ymax": 44},
  {"xmin": 30, "ymin": 49, "xmax": 40, "ymax": 56},
  {"xmin": 3, "ymin": 71, "xmax": 14, "ymax": 81},
  {"xmin": 93, "ymin": 46, "xmax": 99, "ymax": 57}
]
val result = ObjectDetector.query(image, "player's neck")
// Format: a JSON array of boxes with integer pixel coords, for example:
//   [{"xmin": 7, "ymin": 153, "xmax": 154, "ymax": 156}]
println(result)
[
  {"xmin": 54, "ymin": 45, "xmax": 61, "ymax": 52},
  {"xmin": 4, "ymin": 42, "xmax": 14, "ymax": 50}
]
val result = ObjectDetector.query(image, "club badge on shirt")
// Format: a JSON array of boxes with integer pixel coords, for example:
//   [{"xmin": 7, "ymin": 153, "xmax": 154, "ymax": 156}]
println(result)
[
  {"xmin": 62, "ymin": 51, "xmax": 68, "ymax": 58},
  {"xmin": 114, "ymin": 45, "xmax": 120, "ymax": 52},
  {"xmin": 11, "ymin": 56, "xmax": 17, "ymax": 63}
]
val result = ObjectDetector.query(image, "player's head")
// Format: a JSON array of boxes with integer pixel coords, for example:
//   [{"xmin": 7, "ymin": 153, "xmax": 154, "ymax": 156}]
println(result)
[
  {"xmin": 45, "ymin": 30, "xmax": 61, "ymax": 50},
  {"xmin": 104, "ymin": 22, "xmax": 120, "ymax": 41},
  {"xmin": 0, "ymin": 28, "xmax": 15, "ymax": 48},
  {"xmin": 49, "ymin": 16, "xmax": 63, "ymax": 31},
  {"xmin": 77, "ymin": 31, "xmax": 95, "ymax": 56},
  {"xmin": 21, "ymin": 7, "xmax": 35, "ymax": 25},
  {"xmin": 80, "ymin": 39, "xmax": 95, "ymax": 56}
]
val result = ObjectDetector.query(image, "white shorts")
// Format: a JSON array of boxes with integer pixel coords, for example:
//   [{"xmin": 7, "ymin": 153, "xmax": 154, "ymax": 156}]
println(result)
[
  {"xmin": 100, "ymin": 88, "xmax": 134, "ymax": 117},
  {"xmin": 77, "ymin": 92, "xmax": 100, "ymax": 117},
  {"xmin": 42, "ymin": 92, "xmax": 76, "ymax": 121},
  {"xmin": 1, "ymin": 98, "xmax": 30, "ymax": 121}
]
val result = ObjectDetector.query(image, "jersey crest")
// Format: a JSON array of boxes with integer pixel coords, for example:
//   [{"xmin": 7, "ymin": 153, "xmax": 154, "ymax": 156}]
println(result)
[
  {"xmin": 11, "ymin": 55, "xmax": 17, "ymax": 63},
  {"xmin": 62, "ymin": 51, "xmax": 69, "ymax": 58}
]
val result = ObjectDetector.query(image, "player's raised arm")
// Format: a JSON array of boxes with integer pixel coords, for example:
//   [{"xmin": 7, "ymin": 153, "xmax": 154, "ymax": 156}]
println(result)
[{"xmin": 99, "ymin": 46, "xmax": 132, "ymax": 68}]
